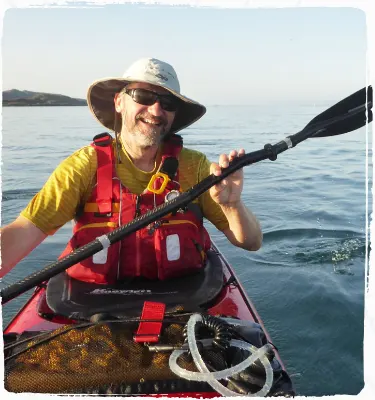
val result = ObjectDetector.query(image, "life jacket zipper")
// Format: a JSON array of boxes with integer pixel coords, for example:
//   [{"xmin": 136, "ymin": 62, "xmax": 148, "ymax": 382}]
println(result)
[
  {"xmin": 160, "ymin": 219, "xmax": 198, "ymax": 229},
  {"xmin": 134, "ymin": 195, "xmax": 141, "ymax": 218},
  {"xmin": 148, "ymin": 219, "xmax": 199, "ymax": 235},
  {"xmin": 117, "ymin": 181, "xmax": 123, "ymax": 280},
  {"xmin": 76, "ymin": 222, "xmax": 117, "ymax": 232},
  {"xmin": 135, "ymin": 195, "xmax": 142, "ymax": 276},
  {"xmin": 136, "ymin": 230, "xmax": 142, "ymax": 276}
]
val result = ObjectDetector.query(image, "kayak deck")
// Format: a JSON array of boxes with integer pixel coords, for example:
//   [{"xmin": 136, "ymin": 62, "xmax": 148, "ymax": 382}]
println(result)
[{"xmin": 4, "ymin": 243, "xmax": 291, "ymax": 397}]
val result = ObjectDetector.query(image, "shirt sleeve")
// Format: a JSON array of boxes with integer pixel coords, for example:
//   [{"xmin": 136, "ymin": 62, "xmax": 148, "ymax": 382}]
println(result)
[
  {"xmin": 20, "ymin": 146, "xmax": 97, "ymax": 235},
  {"xmin": 197, "ymin": 155, "xmax": 229, "ymax": 232}
]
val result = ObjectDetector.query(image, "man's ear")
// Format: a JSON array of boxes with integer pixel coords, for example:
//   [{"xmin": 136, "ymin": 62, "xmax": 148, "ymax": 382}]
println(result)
[{"xmin": 114, "ymin": 92, "xmax": 123, "ymax": 113}]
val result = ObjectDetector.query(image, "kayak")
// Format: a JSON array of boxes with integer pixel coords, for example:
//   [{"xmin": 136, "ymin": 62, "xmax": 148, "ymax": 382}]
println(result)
[
  {"xmin": 2, "ymin": 86, "xmax": 372, "ymax": 396},
  {"xmin": 3, "ymin": 241, "xmax": 295, "ymax": 397}
]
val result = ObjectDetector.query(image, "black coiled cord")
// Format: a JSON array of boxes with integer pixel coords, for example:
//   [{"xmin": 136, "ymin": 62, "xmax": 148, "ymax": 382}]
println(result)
[{"xmin": 182, "ymin": 314, "xmax": 232, "ymax": 352}]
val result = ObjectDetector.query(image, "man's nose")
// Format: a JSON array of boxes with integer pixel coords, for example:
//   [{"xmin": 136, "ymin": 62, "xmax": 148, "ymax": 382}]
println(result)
[{"xmin": 147, "ymin": 100, "xmax": 163, "ymax": 116}]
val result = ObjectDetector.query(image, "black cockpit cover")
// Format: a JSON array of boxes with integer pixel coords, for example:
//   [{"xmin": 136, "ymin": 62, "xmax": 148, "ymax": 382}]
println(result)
[{"xmin": 46, "ymin": 250, "xmax": 224, "ymax": 320}]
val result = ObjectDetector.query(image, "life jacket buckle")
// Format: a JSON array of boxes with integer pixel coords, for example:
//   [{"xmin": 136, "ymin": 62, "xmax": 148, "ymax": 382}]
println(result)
[
  {"xmin": 93, "ymin": 133, "xmax": 112, "ymax": 147},
  {"xmin": 147, "ymin": 172, "xmax": 170, "ymax": 195}
]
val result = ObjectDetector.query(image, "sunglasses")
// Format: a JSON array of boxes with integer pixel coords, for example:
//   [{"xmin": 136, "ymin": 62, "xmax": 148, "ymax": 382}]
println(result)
[{"xmin": 124, "ymin": 88, "xmax": 179, "ymax": 112}]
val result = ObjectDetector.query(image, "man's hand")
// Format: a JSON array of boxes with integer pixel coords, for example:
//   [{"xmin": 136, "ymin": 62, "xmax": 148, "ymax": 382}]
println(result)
[
  {"xmin": 209, "ymin": 149, "xmax": 262, "ymax": 251},
  {"xmin": 209, "ymin": 149, "xmax": 245, "ymax": 206}
]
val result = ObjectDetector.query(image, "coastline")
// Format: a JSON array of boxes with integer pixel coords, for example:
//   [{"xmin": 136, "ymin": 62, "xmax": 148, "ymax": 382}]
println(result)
[
  {"xmin": 2, "ymin": 104, "xmax": 88, "ymax": 107},
  {"xmin": 2, "ymin": 90, "xmax": 87, "ymax": 107}
]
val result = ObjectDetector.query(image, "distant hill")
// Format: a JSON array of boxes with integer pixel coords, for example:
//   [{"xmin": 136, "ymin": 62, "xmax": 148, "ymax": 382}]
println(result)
[{"xmin": 2, "ymin": 89, "xmax": 87, "ymax": 106}]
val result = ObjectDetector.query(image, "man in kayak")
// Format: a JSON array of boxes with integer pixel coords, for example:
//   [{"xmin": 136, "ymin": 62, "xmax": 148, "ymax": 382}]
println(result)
[{"xmin": 1, "ymin": 58, "xmax": 262, "ymax": 282}]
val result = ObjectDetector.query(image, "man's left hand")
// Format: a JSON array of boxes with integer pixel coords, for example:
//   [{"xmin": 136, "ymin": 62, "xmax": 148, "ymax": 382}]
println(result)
[{"xmin": 209, "ymin": 149, "xmax": 245, "ymax": 206}]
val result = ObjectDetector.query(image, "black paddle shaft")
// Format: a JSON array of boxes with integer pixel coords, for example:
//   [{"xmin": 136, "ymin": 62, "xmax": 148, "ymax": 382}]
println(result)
[{"xmin": 1, "ymin": 86, "xmax": 372, "ymax": 304}]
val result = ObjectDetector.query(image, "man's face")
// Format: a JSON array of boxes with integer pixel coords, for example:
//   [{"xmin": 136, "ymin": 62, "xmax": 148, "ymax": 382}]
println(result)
[{"xmin": 115, "ymin": 82, "xmax": 177, "ymax": 148}]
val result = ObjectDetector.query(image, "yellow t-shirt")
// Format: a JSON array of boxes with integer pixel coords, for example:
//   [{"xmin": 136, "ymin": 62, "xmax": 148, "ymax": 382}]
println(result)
[{"xmin": 21, "ymin": 139, "xmax": 229, "ymax": 235}]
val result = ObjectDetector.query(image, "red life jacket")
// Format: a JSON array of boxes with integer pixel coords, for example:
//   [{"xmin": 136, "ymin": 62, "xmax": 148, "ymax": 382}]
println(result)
[{"xmin": 61, "ymin": 133, "xmax": 211, "ymax": 284}]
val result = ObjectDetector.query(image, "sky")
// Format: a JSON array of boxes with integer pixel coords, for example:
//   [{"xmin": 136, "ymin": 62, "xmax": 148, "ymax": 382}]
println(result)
[{"xmin": 0, "ymin": 2, "xmax": 371, "ymax": 105}]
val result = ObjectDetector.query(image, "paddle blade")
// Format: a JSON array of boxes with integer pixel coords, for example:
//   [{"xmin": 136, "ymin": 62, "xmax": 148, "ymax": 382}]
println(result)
[{"xmin": 311, "ymin": 86, "xmax": 372, "ymax": 138}]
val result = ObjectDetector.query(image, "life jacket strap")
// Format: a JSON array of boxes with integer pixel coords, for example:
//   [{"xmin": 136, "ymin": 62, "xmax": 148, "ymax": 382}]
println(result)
[{"xmin": 92, "ymin": 133, "xmax": 114, "ymax": 214}]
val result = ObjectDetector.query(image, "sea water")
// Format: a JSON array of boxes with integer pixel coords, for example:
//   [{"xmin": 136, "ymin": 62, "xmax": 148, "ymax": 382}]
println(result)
[{"xmin": 0, "ymin": 104, "xmax": 371, "ymax": 396}]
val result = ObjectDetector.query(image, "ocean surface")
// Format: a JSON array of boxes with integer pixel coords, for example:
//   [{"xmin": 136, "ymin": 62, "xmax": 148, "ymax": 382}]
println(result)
[{"xmin": 1, "ymin": 104, "xmax": 371, "ymax": 396}]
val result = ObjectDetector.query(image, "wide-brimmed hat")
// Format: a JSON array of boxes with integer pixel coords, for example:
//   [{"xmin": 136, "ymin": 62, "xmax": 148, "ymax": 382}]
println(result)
[{"xmin": 87, "ymin": 58, "xmax": 206, "ymax": 134}]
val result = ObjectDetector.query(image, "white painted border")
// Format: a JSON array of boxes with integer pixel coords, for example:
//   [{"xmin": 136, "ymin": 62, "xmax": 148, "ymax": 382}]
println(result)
[{"xmin": 0, "ymin": 1, "xmax": 373, "ymax": 399}]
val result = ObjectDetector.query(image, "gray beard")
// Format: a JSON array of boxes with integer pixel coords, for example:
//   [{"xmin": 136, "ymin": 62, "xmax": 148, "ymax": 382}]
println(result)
[
  {"xmin": 132, "ymin": 129, "xmax": 160, "ymax": 147},
  {"xmin": 127, "ymin": 122, "xmax": 169, "ymax": 148}
]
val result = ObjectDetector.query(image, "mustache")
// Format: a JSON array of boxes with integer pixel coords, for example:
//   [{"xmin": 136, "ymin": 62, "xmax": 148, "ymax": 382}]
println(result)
[{"xmin": 136, "ymin": 113, "xmax": 167, "ymax": 126}]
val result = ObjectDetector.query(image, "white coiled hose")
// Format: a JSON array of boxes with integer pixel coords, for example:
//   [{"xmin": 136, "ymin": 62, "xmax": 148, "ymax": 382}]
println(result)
[{"xmin": 169, "ymin": 314, "xmax": 274, "ymax": 397}]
